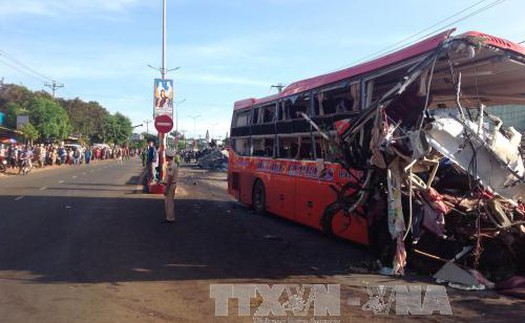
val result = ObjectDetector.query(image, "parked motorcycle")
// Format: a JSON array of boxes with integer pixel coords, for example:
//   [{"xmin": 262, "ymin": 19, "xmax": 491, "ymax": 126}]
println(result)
[{"xmin": 0, "ymin": 157, "xmax": 7, "ymax": 173}]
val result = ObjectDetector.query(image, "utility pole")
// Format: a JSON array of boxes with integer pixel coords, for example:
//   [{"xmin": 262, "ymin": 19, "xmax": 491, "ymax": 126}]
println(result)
[
  {"xmin": 44, "ymin": 80, "xmax": 64, "ymax": 97},
  {"xmin": 143, "ymin": 119, "xmax": 152, "ymax": 134},
  {"xmin": 157, "ymin": 0, "xmax": 168, "ymax": 181},
  {"xmin": 271, "ymin": 83, "xmax": 285, "ymax": 93}
]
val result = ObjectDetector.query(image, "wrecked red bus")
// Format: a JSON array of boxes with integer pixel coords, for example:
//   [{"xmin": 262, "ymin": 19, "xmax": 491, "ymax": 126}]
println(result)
[{"xmin": 228, "ymin": 29, "xmax": 525, "ymax": 278}]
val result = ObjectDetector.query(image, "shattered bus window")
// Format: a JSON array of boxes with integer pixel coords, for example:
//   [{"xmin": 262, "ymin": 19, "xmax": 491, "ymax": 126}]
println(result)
[
  {"xmin": 314, "ymin": 82, "xmax": 359, "ymax": 116},
  {"xmin": 252, "ymin": 137, "xmax": 275, "ymax": 157}
]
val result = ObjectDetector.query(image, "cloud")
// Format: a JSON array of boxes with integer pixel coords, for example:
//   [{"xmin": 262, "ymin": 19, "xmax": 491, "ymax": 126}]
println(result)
[{"xmin": 0, "ymin": 0, "xmax": 147, "ymax": 17}]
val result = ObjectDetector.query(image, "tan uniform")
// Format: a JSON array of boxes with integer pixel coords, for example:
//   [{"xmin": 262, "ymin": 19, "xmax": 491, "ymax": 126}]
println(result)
[{"xmin": 164, "ymin": 158, "xmax": 180, "ymax": 222}]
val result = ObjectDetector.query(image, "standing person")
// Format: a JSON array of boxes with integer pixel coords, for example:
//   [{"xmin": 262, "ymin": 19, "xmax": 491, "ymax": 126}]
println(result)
[
  {"xmin": 73, "ymin": 147, "xmax": 81, "ymax": 165},
  {"xmin": 146, "ymin": 140, "xmax": 157, "ymax": 181},
  {"xmin": 162, "ymin": 149, "xmax": 180, "ymax": 224},
  {"xmin": 85, "ymin": 147, "xmax": 92, "ymax": 164},
  {"xmin": 116, "ymin": 146, "xmax": 123, "ymax": 164},
  {"xmin": 141, "ymin": 148, "xmax": 147, "ymax": 167}
]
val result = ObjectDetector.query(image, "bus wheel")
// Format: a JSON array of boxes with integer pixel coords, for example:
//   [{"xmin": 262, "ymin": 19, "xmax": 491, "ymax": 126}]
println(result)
[{"xmin": 252, "ymin": 180, "xmax": 266, "ymax": 216}]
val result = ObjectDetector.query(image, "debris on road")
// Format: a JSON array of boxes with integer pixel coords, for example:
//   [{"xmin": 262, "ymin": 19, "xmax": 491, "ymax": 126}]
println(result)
[{"xmin": 197, "ymin": 148, "xmax": 228, "ymax": 171}]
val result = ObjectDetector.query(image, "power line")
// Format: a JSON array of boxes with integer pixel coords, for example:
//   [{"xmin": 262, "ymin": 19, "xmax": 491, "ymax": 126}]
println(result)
[
  {"xmin": 0, "ymin": 50, "xmax": 55, "ymax": 83},
  {"xmin": 370, "ymin": 0, "xmax": 505, "ymax": 62},
  {"xmin": 350, "ymin": 0, "xmax": 494, "ymax": 66},
  {"xmin": 331, "ymin": 0, "xmax": 506, "ymax": 71},
  {"xmin": 0, "ymin": 59, "xmax": 47, "ymax": 82}
]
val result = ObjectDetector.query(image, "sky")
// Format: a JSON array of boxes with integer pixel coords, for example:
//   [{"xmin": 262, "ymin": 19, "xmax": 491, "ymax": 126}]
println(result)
[{"xmin": 0, "ymin": 0, "xmax": 524, "ymax": 140}]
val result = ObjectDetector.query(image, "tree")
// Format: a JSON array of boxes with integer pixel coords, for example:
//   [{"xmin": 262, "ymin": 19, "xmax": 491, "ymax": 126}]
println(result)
[
  {"xmin": 27, "ymin": 97, "xmax": 71, "ymax": 140},
  {"xmin": 113, "ymin": 112, "xmax": 132, "ymax": 145},
  {"xmin": 19, "ymin": 123, "xmax": 39, "ymax": 145},
  {"xmin": 100, "ymin": 113, "xmax": 132, "ymax": 145},
  {"xmin": 0, "ymin": 82, "xmax": 135, "ymax": 145},
  {"xmin": 0, "ymin": 84, "xmax": 33, "ymax": 108},
  {"xmin": 59, "ymin": 98, "xmax": 110, "ymax": 143}
]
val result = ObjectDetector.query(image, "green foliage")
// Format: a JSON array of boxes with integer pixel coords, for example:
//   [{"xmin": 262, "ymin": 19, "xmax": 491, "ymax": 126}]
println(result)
[
  {"xmin": 0, "ymin": 84, "xmax": 33, "ymax": 108},
  {"xmin": 19, "ymin": 122, "xmax": 39, "ymax": 143},
  {"xmin": 27, "ymin": 96, "xmax": 71, "ymax": 140},
  {"xmin": 100, "ymin": 113, "xmax": 133, "ymax": 145},
  {"xmin": 141, "ymin": 132, "xmax": 157, "ymax": 144},
  {"xmin": 0, "ymin": 83, "xmax": 134, "ymax": 145},
  {"xmin": 58, "ymin": 98, "xmax": 110, "ymax": 143}
]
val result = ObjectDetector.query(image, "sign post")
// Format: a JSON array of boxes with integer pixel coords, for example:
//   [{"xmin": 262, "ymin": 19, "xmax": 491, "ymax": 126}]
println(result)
[{"xmin": 154, "ymin": 114, "xmax": 173, "ymax": 134}]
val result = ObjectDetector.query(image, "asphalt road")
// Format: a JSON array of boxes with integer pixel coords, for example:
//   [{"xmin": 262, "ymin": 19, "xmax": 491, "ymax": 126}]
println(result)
[{"xmin": 0, "ymin": 158, "xmax": 523, "ymax": 322}]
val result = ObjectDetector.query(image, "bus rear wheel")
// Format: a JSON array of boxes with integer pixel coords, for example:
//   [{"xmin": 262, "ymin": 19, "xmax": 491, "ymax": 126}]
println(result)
[{"xmin": 252, "ymin": 180, "xmax": 266, "ymax": 216}]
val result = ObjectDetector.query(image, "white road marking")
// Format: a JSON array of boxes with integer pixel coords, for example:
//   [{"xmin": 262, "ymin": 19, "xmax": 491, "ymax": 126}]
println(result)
[
  {"xmin": 82, "ymin": 172, "xmax": 87, "ymax": 175},
  {"xmin": 14, "ymin": 196, "xmax": 25, "ymax": 201},
  {"xmin": 58, "ymin": 180, "xmax": 64, "ymax": 183},
  {"xmin": 39, "ymin": 186, "xmax": 47, "ymax": 191},
  {"xmin": 72, "ymin": 176, "xmax": 77, "ymax": 179}
]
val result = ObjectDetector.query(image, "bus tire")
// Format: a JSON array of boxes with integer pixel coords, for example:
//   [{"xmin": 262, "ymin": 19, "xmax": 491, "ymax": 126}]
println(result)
[{"xmin": 252, "ymin": 180, "xmax": 266, "ymax": 216}]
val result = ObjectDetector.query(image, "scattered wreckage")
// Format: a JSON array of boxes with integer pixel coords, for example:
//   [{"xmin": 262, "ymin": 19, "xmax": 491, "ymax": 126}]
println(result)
[
  {"xmin": 307, "ymin": 29, "xmax": 525, "ymax": 289},
  {"xmin": 197, "ymin": 148, "xmax": 229, "ymax": 171}
]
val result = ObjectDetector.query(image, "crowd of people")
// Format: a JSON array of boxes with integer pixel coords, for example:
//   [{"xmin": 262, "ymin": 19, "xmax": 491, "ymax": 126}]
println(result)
[{"xmin": 0, "ymin": 143, "xmax": 139, "ymax": 175}]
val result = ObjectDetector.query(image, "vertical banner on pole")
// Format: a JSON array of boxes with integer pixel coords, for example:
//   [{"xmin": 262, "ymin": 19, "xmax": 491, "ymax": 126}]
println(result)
[{"xmin": 153, "ymin": 78, "xmax": 174, "ymax": 119}]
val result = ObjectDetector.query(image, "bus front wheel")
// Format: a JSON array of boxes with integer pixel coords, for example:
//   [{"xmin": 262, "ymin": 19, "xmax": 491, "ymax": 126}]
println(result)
[{"xmin": 252, "ymin": 180, "xmax": 266, "ymax": 216}]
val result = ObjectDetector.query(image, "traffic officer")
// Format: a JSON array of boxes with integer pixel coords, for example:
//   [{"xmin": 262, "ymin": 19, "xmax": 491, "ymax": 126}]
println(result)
[{"xmin": 162, "ymin": 148, "xmax": 180, "ymax": 223}]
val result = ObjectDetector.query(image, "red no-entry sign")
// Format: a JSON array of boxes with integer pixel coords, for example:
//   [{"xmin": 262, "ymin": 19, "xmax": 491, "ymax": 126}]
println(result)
[{"xmin": 154, "ymin": 114, "xmax": 173, "ymax": 133}]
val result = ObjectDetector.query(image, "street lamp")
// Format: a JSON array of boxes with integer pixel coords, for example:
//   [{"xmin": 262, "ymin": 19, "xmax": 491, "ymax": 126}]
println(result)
[
  {"xmin": 187, "ymin": 114, "xmax": 201, "ymax": 139},
  {"xmin": 143, "ymin": 120, "xmax": 152, "ymax": 134},
  {"xmin": 175, "ymin": 98, "xmax": 187, "ymax": 134}
]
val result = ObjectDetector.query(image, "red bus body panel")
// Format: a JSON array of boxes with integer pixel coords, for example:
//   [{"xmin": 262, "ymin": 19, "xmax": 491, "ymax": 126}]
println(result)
[{"xmin": 228, "ymin": 151, "xmax": 369, "ymax": 245}]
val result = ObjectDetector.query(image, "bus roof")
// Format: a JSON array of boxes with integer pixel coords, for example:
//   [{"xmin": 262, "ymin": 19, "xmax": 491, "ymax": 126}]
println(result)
[{"xmin": 233, "ymin": 29, "xmax": 525, "ymax": 110}]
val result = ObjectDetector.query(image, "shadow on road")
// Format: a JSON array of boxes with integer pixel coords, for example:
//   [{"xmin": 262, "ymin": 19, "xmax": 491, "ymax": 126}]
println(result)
[{"xmin": 0, "ymin": 194, "xmax": 368, "ymax": 284}]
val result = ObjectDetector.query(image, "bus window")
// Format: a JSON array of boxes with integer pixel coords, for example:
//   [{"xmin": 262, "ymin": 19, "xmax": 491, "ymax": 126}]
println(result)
[
  {"xmin": 278, "ymin": 137, "xmax": 299, "ymax": 159},
  {"xmin": 283, "ymin": 94, "xmax": 310, "ymax": 120},
  {"xmin": 252, "ymin": 137, "xmax": 275, "ymax": 157},
  {"xmin": 298, "ymin": 136, "xmax": 314, "ymax": 160},
  {"xmin": 253, "ymin": 103, "xmax": 276, "ymax": 124},
  {"xmin": 277, "ymin": 136, "xmax": 313, "ymax": 160},
  {"xmin": 262, "ymin": 104, "xmax": 275, "ymax": 123},
  {"xmin": 314, "ymin": 82, "xmax": 359, "ymax": 116},
  {"xmin": 252, "ymin": 107, "xmax": 260, "ymax": 124},
  {"xmin": 278, "ymin": 101, "xmax": 286, "ymax": 121},
  {"xmin": 234, "ymin": 110, "xmax": 251, "ymax": 127},
  {"xmin": 232, "ymin": 138, "xmax": 249, "ymax": 156}
]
